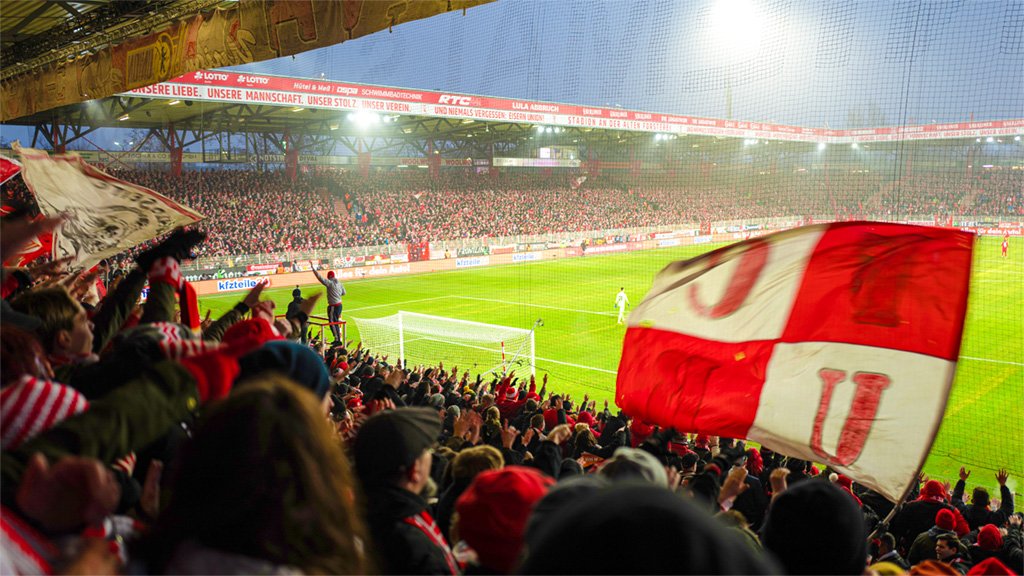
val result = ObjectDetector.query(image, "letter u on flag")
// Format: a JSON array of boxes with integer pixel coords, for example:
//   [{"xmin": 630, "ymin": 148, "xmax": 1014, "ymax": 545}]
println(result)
[{"xmin": 616, "ymin": 222, "xmax": 974, "ymax": 502}]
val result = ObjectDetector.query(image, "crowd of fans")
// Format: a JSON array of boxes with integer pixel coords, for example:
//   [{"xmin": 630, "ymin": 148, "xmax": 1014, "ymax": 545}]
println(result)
[
  {"xmin": 1, "ymin": 214, "xmax": 1021, "ymax": 575},
  {"xmin": 2, "ymin": 165, "xmax": 1021, "ymax": 264}
]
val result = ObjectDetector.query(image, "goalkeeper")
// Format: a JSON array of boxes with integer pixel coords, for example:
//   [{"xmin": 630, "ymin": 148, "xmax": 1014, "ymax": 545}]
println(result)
[{"xmin": 615, "ymin": 287, "xmax": 630, "ymax": 325}]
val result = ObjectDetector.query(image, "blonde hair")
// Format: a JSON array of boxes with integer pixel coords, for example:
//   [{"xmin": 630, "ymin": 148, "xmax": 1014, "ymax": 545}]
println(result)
[
  {"xmin": 484, "ymin": 405, "xmax": 501, "ymax": 425},
  {"xmin": 10, "ymin": 287, "xmax": 79, "ymax": 353},
  {"xmin": 451, "ymin": 445, "xmax": 504, "ymax": 480}
]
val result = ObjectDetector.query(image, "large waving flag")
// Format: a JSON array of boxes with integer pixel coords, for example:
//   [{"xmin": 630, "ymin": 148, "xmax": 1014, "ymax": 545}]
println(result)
[
  {"xmin": 0, "ymin": 154, "xmax": 21, "ymax": 185},
  {"xmin": 617, "ymin": 223, "xmax": 974, "ymax": 502},
  {"xmin": 15, "ymin": 147, "xmax": 203, "ymax": 271},
  {"xmin": 1, "ymin": 155, "xmax": 53, "ymax": 267}
]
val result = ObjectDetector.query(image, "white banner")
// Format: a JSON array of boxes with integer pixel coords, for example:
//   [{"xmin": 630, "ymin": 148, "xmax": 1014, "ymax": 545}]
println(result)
[{"xmin": 16, "ymin": 147, "xmax": 204, "ymax": 271}]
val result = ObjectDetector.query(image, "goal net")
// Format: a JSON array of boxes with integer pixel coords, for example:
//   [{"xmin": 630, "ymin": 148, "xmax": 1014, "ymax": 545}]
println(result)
[{"xmin": 351, "ymin": 311, "xmax": 535, "ymax": 377}]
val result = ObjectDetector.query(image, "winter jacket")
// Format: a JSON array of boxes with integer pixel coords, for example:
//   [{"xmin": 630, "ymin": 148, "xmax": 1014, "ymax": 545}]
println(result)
[
  {"xmin": 892, "ymin": 500, "xmax": 968, "ymax": 551},
  {"xmin": 363, "ymin": 485, "xmax": 459, "ymax": 575},
  {"xmin": 907, "ymin": 526, "xmax": 955, "ymax": 567},
  {"xmin": 952, "ymin": 478, "xmax": 1015, "ymax": 531},
  {"xmin": 2, "ymin": 360, "xmax": 200, "ymax": 513}
]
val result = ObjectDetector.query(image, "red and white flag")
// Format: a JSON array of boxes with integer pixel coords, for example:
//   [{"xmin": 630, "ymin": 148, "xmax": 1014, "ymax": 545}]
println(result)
[
  {"xmin": 616, "ymin": 222, "xmax": 974, "ymax": 502},
  {"xmin": 0, "ymin": 154, "xmax": 22, "ymax": 185},
  {"xmin": 15, "ymin": 146, "xmax": 203, "ymax": 271}
]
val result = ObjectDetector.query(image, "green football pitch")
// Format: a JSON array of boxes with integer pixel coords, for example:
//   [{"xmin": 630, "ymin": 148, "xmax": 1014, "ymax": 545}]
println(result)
[{"xmin": 199, "ymin": 236, "xmax": 1022, "ymax": 506}]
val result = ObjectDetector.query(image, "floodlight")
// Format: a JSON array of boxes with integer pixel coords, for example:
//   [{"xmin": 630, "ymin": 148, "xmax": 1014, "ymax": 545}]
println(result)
[
  {"xmin": 817, "ymin": 142, "xmax": 827, "ymax": 151},
  {"xmin": 168, "ymin": 100, "xmax": 180, "ymax": 106},
  {"xmin": 851, "ymin": 142, "xmax": 859, "ymax": 149},
  {"xmin": 350, "ymin": 110, "xmax": 380, "ymax": 126},
  {"xmin": 985, "ymin": 137, "xmax": 994, "ymax": 143},
  {"xmin": 711, "ymin": 0, "xmax": 765, "ymax": 56}
]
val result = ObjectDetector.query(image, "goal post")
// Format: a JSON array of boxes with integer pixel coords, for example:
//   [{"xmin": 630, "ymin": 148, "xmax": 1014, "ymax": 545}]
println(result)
[{"xmin": 351, "ymin": 311, "xmax": 535, "ymax": 377}]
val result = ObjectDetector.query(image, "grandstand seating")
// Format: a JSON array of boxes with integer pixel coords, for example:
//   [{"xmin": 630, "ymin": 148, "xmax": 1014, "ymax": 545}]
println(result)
[{"xmin": 3, "ymin": 166, "xmax": 1021, "ymax": 263}]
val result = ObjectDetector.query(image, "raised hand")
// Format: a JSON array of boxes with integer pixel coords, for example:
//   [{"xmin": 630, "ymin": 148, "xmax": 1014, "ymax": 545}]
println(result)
[
  {"xmin": 26, "ymin": 255, "xmax": 73, "ymax": 281},
  {"xmin": 997, "ymin": 469, "xmax": 1010, "ymax": 486},
  {"xmin": 547, "ymin": 424, "xmax": 572, "ymax": 445},
  {"xmin": 16, "ymin": 453, "xmax": 120, "ymax": 532},
  {"xmin": 959, "ymin": 467, "xmax": 971, "ymax": 481},
  {"xmin": 366, "ymin": 397, "xmax": 396, "ymax": 415},
  {"xmin": 385, "ymin": 367, "xmax": 406, "ymax": 389},
  {"xmin": 1, "ymin": 214, "xmax": 67, "ymax": 264},
  {"xmin": 770, "ymin": 467, "xmax": 790, "ymax": 497},
  {"xmin": 200, "ymin": 310, "xmax": 214, "ymax": 331},
  {"xmin": 299, "ymin": 291, "xmax": 322, "ymax": 316},
  {"xmin": 500, "ymin": 420, "xmax": 520, "ymax": 449},
  {"xmin": 720, "ymin": 466, "xmax": 749, "ymax": 503},
  {"xmin": 251, "ymin": 300, "xmax": 276, "ymax": 325},
  {"xmin": 69, "ymin": 269, "xmax": 100, "ymax": 300},
  {"xmin": 522, "ymin": 427, "xmax": 537, "ymax": 446}
]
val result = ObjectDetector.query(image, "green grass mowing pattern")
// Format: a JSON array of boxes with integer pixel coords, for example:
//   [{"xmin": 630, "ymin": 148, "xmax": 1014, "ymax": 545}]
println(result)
[{"xmin": 200, "ymin": 237, "xmax": 1022, "ymax": 506}]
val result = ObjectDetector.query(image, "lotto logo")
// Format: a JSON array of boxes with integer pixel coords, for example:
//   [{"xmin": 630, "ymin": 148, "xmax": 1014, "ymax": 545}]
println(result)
[
  {"xmin": 195, "ymin": 71, "xmax": 229, "ymax": 81},
  {"xmin": 237, "ymin": 75, "xmax": 269, "ymax": 85}
]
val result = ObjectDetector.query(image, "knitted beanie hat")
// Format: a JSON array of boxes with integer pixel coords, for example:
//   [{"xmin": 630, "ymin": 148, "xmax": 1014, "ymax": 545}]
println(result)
[{"xmin": 1, "ymin": 375, "xmax": 88, "ymax": 449}]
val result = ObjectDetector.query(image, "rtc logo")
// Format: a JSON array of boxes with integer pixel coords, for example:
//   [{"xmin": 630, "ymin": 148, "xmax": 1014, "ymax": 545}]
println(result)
[
  {"xmin": 195, "ymin": 71, "xmax": 229, "ymax": 82},
  {"xmin": 237, "ymin": 75, "xmax": 269, "ymax": 85},
  {"xmin": 438, "ymin": 94, "xmax": 479, "ymax": 106}
]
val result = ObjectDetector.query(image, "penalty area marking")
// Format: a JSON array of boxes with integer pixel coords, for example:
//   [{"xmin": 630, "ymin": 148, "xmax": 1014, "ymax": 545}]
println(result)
[
  {"xmin": 535, "ymin": 355, "xmax": 618, "ymax": 374},
  {"xmin": 343, "ymin": 296, "xmax": 450, "ymax": 314},
  {"xmin": 959, "ymin": 356, "xmax": 1024, "ymax": 367},
  {"xmin": 455, "ymin": 296, "xmax": 617, "ymax": 317}
]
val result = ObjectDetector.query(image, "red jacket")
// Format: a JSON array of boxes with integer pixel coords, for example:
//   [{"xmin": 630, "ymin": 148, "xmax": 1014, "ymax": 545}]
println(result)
[{"xmin": 495, "ymin": 376, "xmax": 536, "ymax": 421}]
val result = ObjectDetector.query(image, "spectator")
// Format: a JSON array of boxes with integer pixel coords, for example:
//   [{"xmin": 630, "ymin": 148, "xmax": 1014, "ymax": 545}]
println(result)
[
  {"xmin": 952, "ymin": 467, "xmax": 1015, "ymax": 531},
  {"xmin": 434, "ymin": 445, "xmax": 503, "ymax": 542},
  {"xmin": 908, "ymin": 509, "xmax": 959, "ymax": 566},
  {"xmin": 874, "ymin": 532, "xmax": 911, "ymax": 571},
  {"xmin": 935, "ymin": 534, "xmax": 971, "ymax": 574},
  {"xmin": 520, "ymin": 483, "xmax": 775, "ymax": 573},
  {"xmin": 454, "ymin": 466, "xmax": 554, "ymax": 574},
  {"xmin": 136, "ymin": 374, "xmax": 371, "ymax": 574},
  {"xmin": 353, "ymin": 407, "xmax": 459, "ymax": 575},
  {"xmin": 761, "ymin": 479, "xmax": 868, "ymax": 575}
]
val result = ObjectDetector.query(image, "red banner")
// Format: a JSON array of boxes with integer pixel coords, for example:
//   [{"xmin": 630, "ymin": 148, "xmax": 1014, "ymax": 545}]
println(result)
[{"xmin": 121, "ymin": 70, "xmax": 1024, "ymax": 144}]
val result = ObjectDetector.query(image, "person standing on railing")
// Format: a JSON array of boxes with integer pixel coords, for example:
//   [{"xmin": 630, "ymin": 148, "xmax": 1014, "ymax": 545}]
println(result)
[{"xmin": 313, "ymin": 266, "xmax": 346, "ymax": 344}]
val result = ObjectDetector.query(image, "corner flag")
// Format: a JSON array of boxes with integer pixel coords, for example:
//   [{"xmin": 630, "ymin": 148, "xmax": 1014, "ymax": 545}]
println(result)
[{"xmin": 616, "ymin": 222, "xmax": 974, "ymax": 502}]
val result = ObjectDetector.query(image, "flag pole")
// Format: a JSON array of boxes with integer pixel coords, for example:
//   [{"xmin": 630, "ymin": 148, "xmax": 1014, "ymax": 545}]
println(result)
[{"xmin": 865, "ymin": 473, "xmax": 920, "ymax": 543}]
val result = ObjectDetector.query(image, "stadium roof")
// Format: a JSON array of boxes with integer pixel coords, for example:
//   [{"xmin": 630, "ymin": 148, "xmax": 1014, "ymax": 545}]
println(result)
[
  {"xmin": 0, "ymin": 0, "xmax": 490, "ymax": 122},
  {"xmin": 0, "ymin": 1, "xmax": 235, "ymax": 81},
  {"xmin": 4, "ymin": 69, "xmax": 1021, "ymax": 151}
]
